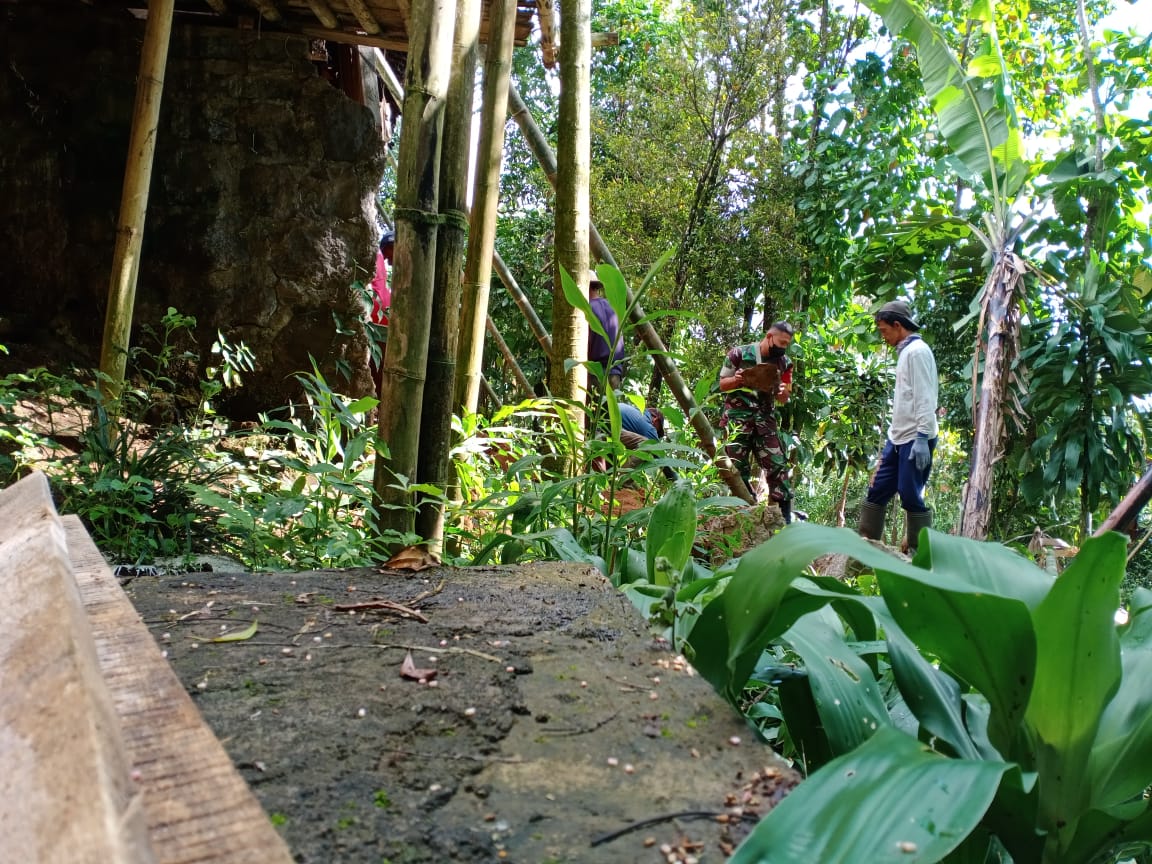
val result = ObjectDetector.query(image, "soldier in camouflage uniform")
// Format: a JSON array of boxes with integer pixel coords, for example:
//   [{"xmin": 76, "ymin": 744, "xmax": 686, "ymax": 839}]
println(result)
[{"xmin": 718, "ymin": 321, "xmax": 795, "ymax": 521}]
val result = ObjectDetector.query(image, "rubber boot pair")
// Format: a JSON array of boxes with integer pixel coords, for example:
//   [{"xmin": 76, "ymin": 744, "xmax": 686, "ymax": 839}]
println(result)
[
  {"xmin": 905, "ymin": 508, "xmax": 933, "ymax": 554},
  {"xmin": 858, "ymin": 500, "xmax": 887, "ymax": 541}
]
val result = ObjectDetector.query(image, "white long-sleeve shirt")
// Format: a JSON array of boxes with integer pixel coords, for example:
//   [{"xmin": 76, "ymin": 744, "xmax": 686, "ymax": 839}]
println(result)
[{"xmin": 888, "ymin": 336, "xmax": 939, "ymax": 444}]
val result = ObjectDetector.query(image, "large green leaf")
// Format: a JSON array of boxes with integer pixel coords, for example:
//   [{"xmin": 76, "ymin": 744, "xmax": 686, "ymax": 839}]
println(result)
[
  {"xmin": 885, "ymin": 621, "xmax": 981, "ymax": 760},
  {"xmin": 782, "ymin": 611, "xmax": 891, "ymax": 756},
  {"xmin": 863, "ymin": 0, "xmax": 1027, "ymax": 204},
  {"xmin": 1025, "ymin": 532, "xmax": 1125, "ymax": 851},
  {"xmin": 1086, "ymin": 587, "xmax": 1152, "ymax": 812},
  {"xmin": 689, "ymin": 524, "xmax": 1037, "ymax": 721},
  {"xmin": 876, "ymin": 566, "xmax": 1035, "ymax": 756},
  {"xmin": 730, "ymin": 726, "xmax": 1010, "ymax": 864}
]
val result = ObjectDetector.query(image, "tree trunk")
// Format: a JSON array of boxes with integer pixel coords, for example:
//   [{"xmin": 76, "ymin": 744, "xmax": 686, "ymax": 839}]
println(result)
[
  {"xmin": 373, "ymin": 0, "xmax": 454, "ymax": 541},
  {"xmin": 413, "ymin": 0, "xmax": 481, "ymax": 548},
  {"xmin": 506, "ymin": 85, "xmax": 754, "ymax": 503},
  {"xmin": 549, "ymin": 0, "xmax": 592, "ymax": 406},
  {"xmin": 959, "ymin": 252, "xmax": 1024, "ymax": 540},
  {"xmin": 455, "ymin": 0, "xmax": 519, "ymax": 415}
]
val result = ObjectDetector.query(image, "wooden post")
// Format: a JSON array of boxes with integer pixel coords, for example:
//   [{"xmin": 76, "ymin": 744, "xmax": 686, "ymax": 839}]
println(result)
[
  {"xmin": 99, "ymin": 0, "xmax": 175, "ymax": 400},
  {"xmin": 455, "ymin": 0, "xmax": 519, "ymax": 415}
]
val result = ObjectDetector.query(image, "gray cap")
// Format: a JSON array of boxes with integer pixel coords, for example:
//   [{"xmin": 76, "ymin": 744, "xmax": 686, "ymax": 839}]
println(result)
[{"xmin": 876, "ymin": 300, "xmax": 919, "ymax": 331}]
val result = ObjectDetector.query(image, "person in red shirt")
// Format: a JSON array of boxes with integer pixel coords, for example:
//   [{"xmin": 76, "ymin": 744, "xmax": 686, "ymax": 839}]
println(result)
[
  {"xmin": 368, "ymin": 230, "xmax": 394, "ymax": 398},
  {"xmin": 370, "ymin": 229, "xmax": 394, "ymax": 327}
]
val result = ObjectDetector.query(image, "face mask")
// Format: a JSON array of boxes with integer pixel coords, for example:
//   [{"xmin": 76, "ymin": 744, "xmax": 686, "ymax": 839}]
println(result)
[{"xmin": 767, "ymin": 346, "xmax": 786, "ymax": 359}]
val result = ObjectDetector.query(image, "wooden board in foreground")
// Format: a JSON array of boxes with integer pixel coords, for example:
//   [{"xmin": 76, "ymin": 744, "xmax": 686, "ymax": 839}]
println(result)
[
  {"xmin": 0, "ymin": 472, "xmax": 154, "ymax": 864},
  {"xmin": 64, "ymin": 515, "xmax": 294, "ymax": 864}
]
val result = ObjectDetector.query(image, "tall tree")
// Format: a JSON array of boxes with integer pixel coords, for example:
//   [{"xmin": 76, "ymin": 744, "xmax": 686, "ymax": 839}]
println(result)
[{"xmin": 373, "ymin": 0, "xmax": 455, "ymax": 541}]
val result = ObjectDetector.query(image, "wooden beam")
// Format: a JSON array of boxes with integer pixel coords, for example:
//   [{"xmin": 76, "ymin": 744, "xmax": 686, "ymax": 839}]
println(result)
[
  {"xmin": 537, "ymin": 0, "xmax": 557, "ymax": 67},
  {"xmin": 99, "ymin": 0, "xmax": 175, "ymax": 401},
  {"xmin": 251, "ymin": 0, "xmax": 282, "ymax": 22},
  {"xmin": 302, "ymin": 26, "xmax": 408, "ymax": 51},
  {"xmin": 66, "ymin": 516, "xmax": 296, "ymax": 864},
  {"xmin": 370, "ymin": 46, "xmax": 406, "ymax": 103},
  {"xmin": 345, "ymin": 0, "xmax": 383, "ymax": 34},
  {"xmin": 395, "ymin": 0, "xmax": 412, "ymax": 34},
  {"xmin": 303, "ymin": 0, "xmax": 338, "ymax": 29},
  {"xmin": 0, "ymin": 473, "xmax": 154, "ymax": 864}
]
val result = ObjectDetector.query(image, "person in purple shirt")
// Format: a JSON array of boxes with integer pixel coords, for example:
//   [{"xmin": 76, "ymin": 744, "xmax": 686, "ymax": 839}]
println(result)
[{"xmin": 588, "ymin": 279, "xmax": 626, "ymax": 390}]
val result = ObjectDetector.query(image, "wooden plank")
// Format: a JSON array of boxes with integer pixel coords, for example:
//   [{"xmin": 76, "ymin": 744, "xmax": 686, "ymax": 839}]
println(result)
[
  {"xmin": 0, "ymin": 472, "xmax": 154, "ymax": 864},
  {"xmin": 64, "ymin": 516, "xmax": 295, "ymax": 864}
]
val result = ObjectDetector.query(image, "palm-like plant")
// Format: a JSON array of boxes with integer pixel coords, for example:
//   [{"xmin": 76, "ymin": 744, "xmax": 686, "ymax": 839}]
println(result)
[{"xmin": 863, "ymin": 0, "xmax": 1031, "ymax": 539}]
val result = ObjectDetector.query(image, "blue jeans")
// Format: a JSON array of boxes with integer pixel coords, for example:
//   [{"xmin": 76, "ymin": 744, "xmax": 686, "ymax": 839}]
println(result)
[{"xmin": 865, "ymin": 438, "xmax": 935, "ymax": 513}]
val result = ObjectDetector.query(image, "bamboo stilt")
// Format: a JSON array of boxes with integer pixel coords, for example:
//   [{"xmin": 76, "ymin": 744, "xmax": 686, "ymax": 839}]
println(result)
[
  {"xmin": 99, "ymin": 0, "xmax": 175, "ymax": 402},
  {"xmin": 455, "ymin": 0, "xmax": 519, "ymax": 415}
]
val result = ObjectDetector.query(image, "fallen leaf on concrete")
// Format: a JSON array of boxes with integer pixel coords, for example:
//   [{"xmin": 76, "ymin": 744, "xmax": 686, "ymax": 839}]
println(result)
[
  {"xmin": 400, "ymin": 651, "xmax": 437, "ymax": 681},
  {"xmin": 380, "ymin": 545, "xmax": 441, "ymax": 572},
  {"xmin": 211, "ymin": 620, "xmax": 259, "ymax": 643}
]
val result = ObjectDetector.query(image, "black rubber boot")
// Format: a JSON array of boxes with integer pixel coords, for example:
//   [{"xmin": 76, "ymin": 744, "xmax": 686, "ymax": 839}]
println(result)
[
  {"xmin": 779, "ymin": 500, "xmax": 792, "ymax": 524},
  {"xmin": 905, "ymin": 508, "xmax": 933, "ymax": 553},
  {"xmin": 858, "ymin": 500, "xmax": 887, "ymax": 541}
]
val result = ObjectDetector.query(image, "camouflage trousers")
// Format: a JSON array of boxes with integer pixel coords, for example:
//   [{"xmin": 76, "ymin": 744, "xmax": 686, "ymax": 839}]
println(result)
[{"xmin": 721, "ymin": 409, "xmax": 791, "ymax": 503}]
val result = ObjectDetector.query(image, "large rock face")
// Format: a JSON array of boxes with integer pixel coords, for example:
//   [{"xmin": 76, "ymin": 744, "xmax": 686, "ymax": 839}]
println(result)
[{"xmin": 0, "ymin": 9, "xmax": 385, "ymax": 417}]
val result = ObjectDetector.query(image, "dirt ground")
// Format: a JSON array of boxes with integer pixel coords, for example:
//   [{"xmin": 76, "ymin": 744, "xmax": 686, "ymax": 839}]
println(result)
[{"xmin": 124, "ymin": 560, "xmax": 801, "ymax": 864}]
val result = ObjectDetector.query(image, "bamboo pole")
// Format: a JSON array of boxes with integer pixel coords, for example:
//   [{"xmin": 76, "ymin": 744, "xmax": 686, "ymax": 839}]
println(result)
[
  {"xmin": 486, "ymin": 316, "xmax": 535, "ymax": 399},
  {"xmin": 1095, "ymin": 464, "xmax": 1152, "ymax": 538},
  {"xmin": 493, "ymin": 252, "xmax": 551, "ymax": 354},
  {"xmin": 455, "ymin": 0, "xmax": 519, "ymax": 415},
  {"xmin": 480, "ymin": 375, "xmax": 503, "ymax": 410},
  {"xmin": 550, "ymin": 0, "xmax": 591, "ymax": 408},
  {"xmin": 414, "ymin": 0, "xmax": 482, "ymax": 547},
  {"xmin": 372, "ymin": 0, "xmax": 454, "ymax": 540},
  {"xmin": 99, "ymin": 0, "xmax": 175, "ymax": 401},
  {"xmin": 506, "ymin": 84, "xmax": 754, "ymax": 503}
]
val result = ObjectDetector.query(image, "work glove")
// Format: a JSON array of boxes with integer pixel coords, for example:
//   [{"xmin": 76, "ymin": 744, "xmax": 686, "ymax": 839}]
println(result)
[{"xmin": 910, "ymin": 435, "xmax": 931, "ymax": 471}]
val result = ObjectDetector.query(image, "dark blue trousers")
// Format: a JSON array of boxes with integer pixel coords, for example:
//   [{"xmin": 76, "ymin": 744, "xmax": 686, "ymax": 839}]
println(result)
[{"xmin": 865, "ymin": 438, "xmax": 936, "ymax": 513}]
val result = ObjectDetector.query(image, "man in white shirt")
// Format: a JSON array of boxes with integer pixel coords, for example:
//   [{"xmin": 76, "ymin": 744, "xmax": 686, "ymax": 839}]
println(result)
[{"xmin": 858, "ymin": 301, "xmax": 938, "ymax": 553}]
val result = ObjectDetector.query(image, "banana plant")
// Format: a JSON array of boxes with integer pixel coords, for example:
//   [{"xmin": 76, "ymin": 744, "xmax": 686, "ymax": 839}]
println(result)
[
  {"xmin": 862, "ymin": 0, "xmax": 1031, "ymax": 540},
  {"xmin": 687, "ymin": 522, "xmax": 1152, "ymax": 862}
]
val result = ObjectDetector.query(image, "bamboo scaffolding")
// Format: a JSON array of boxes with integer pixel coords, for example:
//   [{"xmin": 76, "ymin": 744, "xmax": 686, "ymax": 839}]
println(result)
[
  {"xmin": 414, "ymin": 0, "xmax": 482, "ymax": 546},
  {"xmin": 372, "ymin": 0, "xmax": 454, "ymax": 540},
  {"xmin": 486, "ymin": 316, "xmax": 535, "ymax": 399},
  {"xmin": 370, "ymin": 47, "xmax": 552, "ymax": 363},
  {"xmin": 455, "ymin": 0, "xmax": 519, "ymax": 415},
  {"xmin": 506, "ymin": 83, "xmax": 754, "ymax": 503}
]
